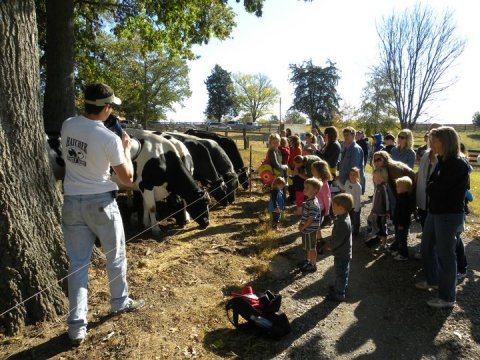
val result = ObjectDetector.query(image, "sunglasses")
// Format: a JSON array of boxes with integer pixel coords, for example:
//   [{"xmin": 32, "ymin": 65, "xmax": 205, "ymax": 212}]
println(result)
[{"xmin": 398, "ymin": 135, "xmax": 406, "ymax": 139}]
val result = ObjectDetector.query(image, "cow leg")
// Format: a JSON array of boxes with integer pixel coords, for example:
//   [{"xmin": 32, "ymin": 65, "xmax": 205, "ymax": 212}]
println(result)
[{"xmin": 142, "ymin": 189, "xmax": 160, "ymax": 235}]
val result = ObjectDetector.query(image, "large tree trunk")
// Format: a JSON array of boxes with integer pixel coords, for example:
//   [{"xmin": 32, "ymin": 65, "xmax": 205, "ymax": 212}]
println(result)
[
  {"xmin": 0, "ymin": 0, "xmax": 68, "ymax": 335},
  {"xmin": 43, "ymin": 0, "xmax": 75, "ymax": 134}
]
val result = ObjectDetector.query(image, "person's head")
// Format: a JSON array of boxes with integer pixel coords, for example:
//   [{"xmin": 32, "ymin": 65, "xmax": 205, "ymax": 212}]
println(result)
[
  {"xmin": 293, "ymin": 155, "xmax": 306, "ymax": 168},
  {"xmin": 372, "ymin": 150, "xmax": 392, "ymax": 168},
  {"xmin": 272, "ymin": 176, "xmax": 287, "ymax": 190},
  {"xmin": 268, "ymin": 133, "xmax": 281, "ymax": 148},
  {"xmin": 332, "ymin": 193, "xmax": 353, "ymax": 215},
  {"xmin": 355, "ymin": 130, "xmax": 365, "ymax": 141},
  {"xmin": 396, "ymin": 129, "xmax": 413, "ymax": 149},
  {"xmin": 305, "ymin": 132, "xmax": 316, "ymax": 144},
  {"xmin": 342, "ymin": 127, "xmax": 356, "ymax": 145},
  {"xmin": 290, "ymin": 135, "xmax": 300, "ymax": 148},
  {"xmin": 373, "ymin": 167, "xmax": 389, "ymax": 185},
  {"xmin": 84, "ymin": 83, "xmax": 121, "ymax": 120},
  {"xmin": 395, "ymin": 176, "xmax": 413, "ymax": 194},
  {"xmin": 280, "ymin": 137, "xmax": 288, "ymax": 148},
  {"xmin": 280, "ymin": 129, "xmax": 287, "ymax": 138},
  {"xmin": 423, "ymin": 131, "xmax": 429, "ymax": 143},
  {"xmin": 303, "ymin": 147, "xmax": 315, "ymax": 155},
  {"xmin": 460, "ymin": 142, "xmax": 468, "ymax": 157},
  {"xmin": 429, "ymin": 126, "xmax": 460, "ymax": 160},
  {"xmin": 324, "ymin": 126, "xmax": 338, "ymax": 143},
  {"xmin": 311, "ymin": 160, "xmax": 333, "ymax": 181},
  {"xmin": 303, "ymin": 178, "xmax": 322, "ymax": 199},
  {"xmin": 311, "ymin": 128, "xmax": 319, "ymax": 136},
  {"xmin": 285, "ymin": 128, "xmax": 292, "ymax": 137},
  {"xmin": 384, "ymin": 133, "xmax": 395, "ymax": 145},
  {"xmin": 348, "ymin": 167, "xmax": 360, "ymax": 183}
]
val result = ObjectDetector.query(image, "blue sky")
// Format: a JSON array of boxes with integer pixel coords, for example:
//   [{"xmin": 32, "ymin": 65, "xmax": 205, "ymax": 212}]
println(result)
[{"xmin": 167, "ymin": 0, "xmax": 480, "ymax": 124}]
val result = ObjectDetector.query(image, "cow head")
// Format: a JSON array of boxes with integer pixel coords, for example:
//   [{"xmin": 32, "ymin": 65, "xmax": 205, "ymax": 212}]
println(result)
[
  {"xmin": 209, "ymin": 178, "xmax": 229, "ymax": 206},
  {"xmin": 237, "ymin": 166, "xmax": 250, "ymax": 190},
  {"xmin": 186, "ymin": 189, "xmax": 210, "ymax": 229}
]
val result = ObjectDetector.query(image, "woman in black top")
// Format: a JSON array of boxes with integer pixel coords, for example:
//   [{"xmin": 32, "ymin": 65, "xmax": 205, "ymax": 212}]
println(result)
[{"xmin": 417, "ymin": 127, "xmax": 469, "ymax": 309}]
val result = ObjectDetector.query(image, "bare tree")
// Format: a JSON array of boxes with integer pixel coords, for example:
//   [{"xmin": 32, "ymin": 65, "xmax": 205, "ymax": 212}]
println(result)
[{"xmin": 377, "ymin": 4, "xmax": 465, "ymax": 129}]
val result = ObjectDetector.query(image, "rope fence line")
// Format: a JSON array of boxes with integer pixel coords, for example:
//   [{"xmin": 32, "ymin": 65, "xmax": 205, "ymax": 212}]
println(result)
[
  {"xmin": 0, "ymin": 168, "xmax": 248, "ymax": 321},
  {"xmin": 2, "ymin": 170, "xmax": 250, "ymax": 357}
]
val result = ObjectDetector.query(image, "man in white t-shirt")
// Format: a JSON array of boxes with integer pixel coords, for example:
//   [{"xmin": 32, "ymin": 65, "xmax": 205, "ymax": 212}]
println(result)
[{"xmin": 61, "ymin": 83, "xmax": 144, "ymax": 346}]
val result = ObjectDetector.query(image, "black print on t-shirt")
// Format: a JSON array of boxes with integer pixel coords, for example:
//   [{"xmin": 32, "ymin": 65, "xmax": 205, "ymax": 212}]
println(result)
[{"xmin": 66, "ymin": 136, "xmax": 87, "ymax": 166}]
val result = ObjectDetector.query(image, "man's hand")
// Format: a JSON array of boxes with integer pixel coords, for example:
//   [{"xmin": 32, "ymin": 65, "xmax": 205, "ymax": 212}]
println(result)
[
  {"xmin": 122, "ymin": 131, "xmax": 132, "ymax": 153},
  {"xmin": 298, "ymin": 223, "xmax": 304, "ymax": 231}
]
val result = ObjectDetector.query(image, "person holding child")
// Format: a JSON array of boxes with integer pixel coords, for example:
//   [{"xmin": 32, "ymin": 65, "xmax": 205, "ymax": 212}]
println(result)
[
  {"xmin": 266, "ymin": 133, "xmax": 288, "ymax": 179},
  {"xmin": 298, "ymin": 178, "xmax": 323, "ymax": 273},
  {"xmin": 338, "ymin": 167, "xmax": 362, "ymax": 236},
  {"xmin": 324, "ymin": 193, "xmax": 353, "ymax": 302},
  {"xmin": 366, "ymin": 167, "xmax": 393, "ymax": 252},
  {"xmin": 268, "ymin": 177, "xmax": 287, "ymax": 231},
  {"xmin": 287, "ymin": 135, "xmax": 303, "ymax": 204},
  {"xmin": 292, "ymin": 154, "xmax": 321, "ymax": 215},
  {"xmin": 389, "ymin": 176, "xmax": 413, "ymax": 261}
]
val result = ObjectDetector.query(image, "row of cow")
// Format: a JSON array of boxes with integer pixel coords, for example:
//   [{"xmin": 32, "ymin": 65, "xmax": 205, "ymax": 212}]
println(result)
[{"xmin": 47, "ymin": 126, "xmax": 249, "ymax": 235}]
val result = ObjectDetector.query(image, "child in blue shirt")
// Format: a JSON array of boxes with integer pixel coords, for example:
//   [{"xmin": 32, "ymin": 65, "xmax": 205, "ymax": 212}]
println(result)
[{"xmin": 268, "ymin": 177, "xmax": 287, "ymax": 230}]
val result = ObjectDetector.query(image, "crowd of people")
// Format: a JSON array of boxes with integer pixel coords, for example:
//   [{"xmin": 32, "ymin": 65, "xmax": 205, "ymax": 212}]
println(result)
[{"xmin": 263, "ymin": 124, "xmax": 472, "ymax": 308}]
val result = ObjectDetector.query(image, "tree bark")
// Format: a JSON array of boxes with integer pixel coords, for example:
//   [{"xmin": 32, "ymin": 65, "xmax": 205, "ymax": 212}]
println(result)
[
  {"xmin": 43, "ymin": 0, "xmax": 75, "ymax": 134},
  {"xmin": 0, "ymin": 0, "xmax": 68, "ymax": 335}
]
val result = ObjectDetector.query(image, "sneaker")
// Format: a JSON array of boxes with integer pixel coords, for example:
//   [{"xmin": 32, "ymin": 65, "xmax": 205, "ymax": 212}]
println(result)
[
  {"xmin": 302, "ymin": 263, "xmax": 317, "ymax": 273},
  {"xmin": 413, "ymin": 251, "xmax": 422, "ymax": 260},
  {"xmin": 415, "ymin": 281, "xmax": 438, "ymax": 291},
  {"xmin": 457, "ymin": 272, "xmax": 467, "ymax": 281},
  {"xmin": 365, "ymin": 236, "xmax": 379, "ymax": 247},
  {"xmin": 70, "ymin": 335, "xmax": 86, "ymax": 347},
  {"xmin": 325, "ymin": 291, "xmax": 345, "ymax": 302},
  {"xmin": 373, "ymin": 245, "xmax": 386, "ymax": 254},
  {"xmin": 298, "ymin": 260, "xmax": 309, "ymax": 269},
  {"xmin": 427, "ymin": 298, "xmax": 455, "ymax": 308},
  {"xmin": 394, "ymin": 254, "xmax": 408, "ymax": 261},
  {"xmin": 112, "ymin": 298, "xmax": 145, "ymax": 314}
]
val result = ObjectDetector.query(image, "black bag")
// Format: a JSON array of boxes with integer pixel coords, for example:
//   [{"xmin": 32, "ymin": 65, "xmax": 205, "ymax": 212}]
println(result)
[{"xmin": 226, "ymin": 289, "xmax": 291, "ymax": 339}]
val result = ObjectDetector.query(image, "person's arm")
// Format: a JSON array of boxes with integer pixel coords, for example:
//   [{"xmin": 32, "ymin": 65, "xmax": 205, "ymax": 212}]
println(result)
[
  {"xmin": 406, "ymin": 149, "xmax": 416, "ymax": 169},
  {"xmin": 354, "ymin": 184, "xmax": 361, "ymax": 212},
  {"xmin": 270, "ymin": 189, "xmax": 279, "ymax": 210},
  {"xmin": 299, "ymin": 216, "xmax": 314, "ymax": 231},
  {"xmin": 112, "ymin": 132, "xmax": 134, "ymax": 186},
  {"xmin": 328, "ymin": 220, "xmax": 349, "ymax": 252},
  {"xmin": 268, "ymin": 148, "xmax": 283, "ymax": 171}
]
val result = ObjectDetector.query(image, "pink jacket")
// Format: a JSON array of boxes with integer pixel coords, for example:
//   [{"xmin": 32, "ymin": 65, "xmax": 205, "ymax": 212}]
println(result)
[{"xmin": 316, "ymin": 179, "xmax": 331, "ymax": 216}]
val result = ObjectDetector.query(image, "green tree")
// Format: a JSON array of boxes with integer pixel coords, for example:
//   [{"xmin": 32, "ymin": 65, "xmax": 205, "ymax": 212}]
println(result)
[
  {"xmin": 38, "ymin": 0, "xmax": 265, "ymax": 133},
  {"xmin": 284, "ymin": 110, "xmax": 307, "ymax": 124},
  {"xmin": 76, "ymin": 34, "xmax": 191, "ymax": 128},
  {"xmin": 233, "ymin": 73, "xmax": 280, "ymax": 122},
  {"xmin": 205, "ymin": 65, "xmax": 235, "ymax": 121},
  {"xmin": 357, "ymin": 68, "xmax": 398, "ymax": 135},
  {"xmin": 289, "ymin": 59, "xmax": 341, "ymax": 129},
  {"xmin": 473, "ymin": 112, "xmax": 480, "ymax": 127},
  {"xmin": 377, "ymin": 4, "xmax": 465, "ymax": 129}
]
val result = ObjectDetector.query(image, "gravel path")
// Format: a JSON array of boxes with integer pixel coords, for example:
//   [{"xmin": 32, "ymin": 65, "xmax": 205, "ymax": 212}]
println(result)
[{"xmin": 263, "ymin": 174, "xmax": 480, "ymax": 359}]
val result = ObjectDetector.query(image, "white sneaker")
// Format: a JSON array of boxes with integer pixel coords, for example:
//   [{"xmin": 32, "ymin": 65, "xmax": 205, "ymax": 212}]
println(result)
[
  {"xmin": 427, "ymin": 298, "xmax": 455, "ymax": 308},
  {"xmin": 415, "ymin": 281, "xmax": 438, "ymax": 291}
]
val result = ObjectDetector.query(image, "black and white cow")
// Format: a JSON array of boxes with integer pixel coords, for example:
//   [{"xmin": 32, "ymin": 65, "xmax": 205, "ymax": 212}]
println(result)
[
  {"xmin": 121, "ymin": 129, "xmax": 210, "ymax": 233},
  {"xmin": 185, "ymin": 129, "xmax": 249, "ymax": 189},
  {"xmin": 160, "ymin": 132, "xmax": 229, "ymax": 206},
  {"xmin": 46, "ymin": 129, "xmax": 209, "ymax": 234},
  {"xmin": 165, "ymin": 132, "xmax": 238, "ymax": 204}
]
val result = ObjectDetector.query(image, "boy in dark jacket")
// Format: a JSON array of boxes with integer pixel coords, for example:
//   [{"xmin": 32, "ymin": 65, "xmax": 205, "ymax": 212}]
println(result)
[
  {"xmin": 325, "ymin": 193, "xmax": 353, "ymax": 301},
  {"xmin": 389, "ymin": 176, "xmax": 413, "ymax": 260}
]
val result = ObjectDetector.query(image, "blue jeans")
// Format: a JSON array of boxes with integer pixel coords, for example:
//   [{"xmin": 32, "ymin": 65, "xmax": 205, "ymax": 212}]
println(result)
[
  {"xmin": 421, "ymin": 213, "xmax": 464, "ymax": 302},
  {"xmin": 334, "ymin": 257, "xmax": 350, "ymax": 297},
  {"xmin": 62, "ymin": 192, "xmax": 130, "ymax": 339}
]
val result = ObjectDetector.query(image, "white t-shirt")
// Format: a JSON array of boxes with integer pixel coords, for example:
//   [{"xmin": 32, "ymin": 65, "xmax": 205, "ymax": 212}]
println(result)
[
  {"xmin": 338, "ymin": 180, "xmax": 362, "ymax": 212},
  {"xmin": 61, "ymin": 115, "xmax": 125, "ymax": 195}
]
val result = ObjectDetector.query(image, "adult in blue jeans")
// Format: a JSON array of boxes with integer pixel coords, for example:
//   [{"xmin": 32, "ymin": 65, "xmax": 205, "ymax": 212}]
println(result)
[
  {"xmin": 416, "ymin": 127, "xmax": 469, "ymax": 308},
  {"xmin": 61, "ymin": 83, "xmax": 145, "ymax": 346}
]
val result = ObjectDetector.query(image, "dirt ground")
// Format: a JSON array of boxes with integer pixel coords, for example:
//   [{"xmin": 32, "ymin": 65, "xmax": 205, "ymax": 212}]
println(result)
[{"xmin": 1, "ymin": 174, "xmax": 480, "ymax": 360}]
